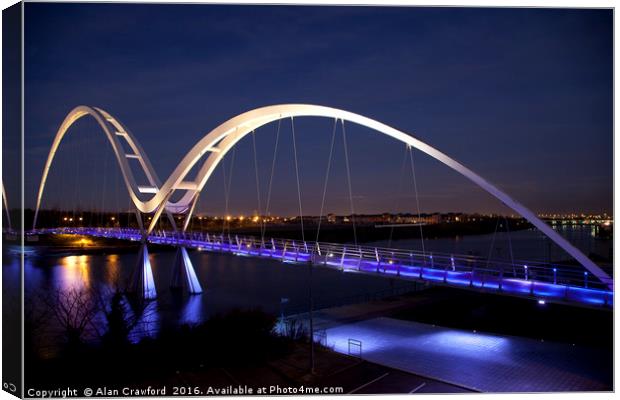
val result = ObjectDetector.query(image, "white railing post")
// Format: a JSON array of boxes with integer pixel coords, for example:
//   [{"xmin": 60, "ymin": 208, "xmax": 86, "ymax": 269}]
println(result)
[
  {"xmin": 282, "ymin": 241, "xmax": 288, "ymax": 262},
  {"xmin": 499, "ymin": 264, "xmax": 504, "ymax": 292},
  {"xmin": 357, "ymin": 246, "xmax": 363, "ymax": 271}
]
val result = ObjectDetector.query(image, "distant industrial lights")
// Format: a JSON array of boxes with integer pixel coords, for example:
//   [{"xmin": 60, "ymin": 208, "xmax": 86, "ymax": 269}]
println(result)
[
  {"xmin": 537, "ymin": 299, "xmax": 546, "ymax": 305},
  {"xmin": 63, "ymin": 217, "xmax": 68, "ymax": 221}
]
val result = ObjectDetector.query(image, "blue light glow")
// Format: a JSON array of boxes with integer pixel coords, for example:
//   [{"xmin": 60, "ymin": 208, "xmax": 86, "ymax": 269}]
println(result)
[{"xmin": 41, "ymin": 227, "xmax": 613, "ymax": 309}]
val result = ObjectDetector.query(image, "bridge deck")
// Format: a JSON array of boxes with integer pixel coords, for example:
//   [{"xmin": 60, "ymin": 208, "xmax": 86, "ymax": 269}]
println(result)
[{"xmin": 35, "ymin": 228, "xmax": 613, "ymax": 309}]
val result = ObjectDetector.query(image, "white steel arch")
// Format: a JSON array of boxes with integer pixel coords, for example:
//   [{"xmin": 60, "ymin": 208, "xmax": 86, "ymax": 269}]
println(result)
[{"xmin": 34, "ymin": 104, "xmax": 613, "ymax": 290}]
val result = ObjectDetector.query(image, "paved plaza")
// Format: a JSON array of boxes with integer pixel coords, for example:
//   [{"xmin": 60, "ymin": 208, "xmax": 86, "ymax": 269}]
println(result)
[{"xmin": 323, "ymin": 317, "xmax": 611, "ymax": 392}]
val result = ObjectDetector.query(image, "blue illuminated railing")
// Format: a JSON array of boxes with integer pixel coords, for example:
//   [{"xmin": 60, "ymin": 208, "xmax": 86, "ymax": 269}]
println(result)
[{"xmin": 33, "ymin": 227, "xmax": 613, "ymax": 308}]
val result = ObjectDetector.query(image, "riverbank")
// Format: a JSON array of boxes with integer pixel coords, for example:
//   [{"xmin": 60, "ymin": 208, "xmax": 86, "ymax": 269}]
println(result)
[{"xmin": 213, "ymin": 219, "xmax": 531, "ymax": 243}]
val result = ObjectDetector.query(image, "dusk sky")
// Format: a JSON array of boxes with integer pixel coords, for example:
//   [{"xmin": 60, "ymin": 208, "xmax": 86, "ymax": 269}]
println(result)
[{"xmin": 20, "ymin": 4, "xmax": 612, "ymax": 216}]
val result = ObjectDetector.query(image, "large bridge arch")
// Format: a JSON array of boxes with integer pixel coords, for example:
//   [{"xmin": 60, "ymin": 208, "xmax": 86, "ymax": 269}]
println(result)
[
  {"xmin": 154, "ymin": 104, "xmax": 613, "ymax": 290},
  {"xmin": 34, "ymin": 104, "xmax": 612, "ymax": 290}
]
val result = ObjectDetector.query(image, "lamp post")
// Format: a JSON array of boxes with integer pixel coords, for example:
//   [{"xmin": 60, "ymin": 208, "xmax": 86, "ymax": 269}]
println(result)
[{"xmin": 308, "ymin": 259, "xmax": 315, "ymax": 374}]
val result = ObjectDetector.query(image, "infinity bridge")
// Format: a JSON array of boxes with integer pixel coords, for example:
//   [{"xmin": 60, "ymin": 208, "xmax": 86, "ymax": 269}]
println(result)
[
  {"xmin": 29, "ymin": 104, "xmax": 614, "ymax": 307},
  {"xmin": 33, "ymin": 227, "xmax": 613, "ymax": 309}
]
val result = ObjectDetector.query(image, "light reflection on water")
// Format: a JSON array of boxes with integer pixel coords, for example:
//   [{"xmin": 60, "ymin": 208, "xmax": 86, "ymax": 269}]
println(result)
[
  {"xmin": 57, "ymin": 255, "xmax": 91, "ymax": 289},
  {"xmin": 180, "ymin": 295, "xmax": 203, "ymax": 325},
  {"xmin": 104, "ymin": 254, "xmax": 121, "ymax": 285},
  {"xmin": 22, "ymin": 248, "xmax": 415, "ymax": 348}
]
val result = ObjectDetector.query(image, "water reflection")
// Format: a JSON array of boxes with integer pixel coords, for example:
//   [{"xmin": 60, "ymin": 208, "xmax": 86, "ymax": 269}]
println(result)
[
  {"xmin": 104, "ymin": 254, "xmax": 121, "ymax": 285},
  {"xmin": 129, "ymin": 301, "xmax": 160, "ymax": 343},
  {"xmin": 58, "ymin": 255, "xmax": 91, "ymax": 289},
  {"xmin": 180, "ymin": 295, "xmax": 203, "ymax": 325}
]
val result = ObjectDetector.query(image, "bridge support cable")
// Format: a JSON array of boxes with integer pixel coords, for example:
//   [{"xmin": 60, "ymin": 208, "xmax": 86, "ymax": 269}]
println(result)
[
  {"xmin": 315, "ymin": 119, "xmax": 338, "ymax": 246},
  {"xmin": 486, "ymin": 216, "xmax": 501, "ymax": 269},
  {"xmin": 251, "ymin": 130, "xmax": 265, "ymax": 246},
  {"xmin": 221, "ymin": 147, "xmax": 236, "ymax": 235},
  {"xmin": 408, "ymin": 146, "xmax": 426, "ymax": 257},
  {"xmin": 114, "ymin": 160, "xmax": 121, "ymax": 230},
  {"xmin": 290, "ymin": 117, "xmax": 305, "ymax": 244},
  {"xmin": 71, "ymin": 132, "xmax": 82, "ymax": 224},
  {"xmin": 290, "ymin": 116, "xmax": 314, "ymax": 374},
  {"xmin": 89, "ymin": 129, "xmax": 101, "ymax": 228},
  {"xmin": 388, "ymin": 145, "xmax": 410, "ymax": 248},
  {"xmin": 261, "ymin": 120, "xmax": 281, "ymax": 244},
  {"xmin": 99, "ymin": 145, "xmax": 109, "ymax": 229},
  {"xmin": 341, "ymin": 120, "xmax": 357, "ymax": 246},
  {"xmin": 504, "ymin": 216, "xmax": 516, "ymax": 276}
]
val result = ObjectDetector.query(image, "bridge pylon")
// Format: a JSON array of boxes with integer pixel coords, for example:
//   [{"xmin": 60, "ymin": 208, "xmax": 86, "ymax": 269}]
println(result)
[
  {"xmin": 170, "ymin": 246, "xmax": 203, "ymax": 294},
  {"xmin": 129, "ymin": 243, "xmax": 157, "ymax": 300}
]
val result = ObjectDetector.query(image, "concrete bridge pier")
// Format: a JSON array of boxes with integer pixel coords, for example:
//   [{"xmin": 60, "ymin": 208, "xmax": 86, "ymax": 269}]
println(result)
[
  {"xmin": 170, "ymin": 247, "xmax": 203, "ymax": 294},
  {"xmin": 129, "ymin": 243, "xmax": 157, "ymax": 300}
]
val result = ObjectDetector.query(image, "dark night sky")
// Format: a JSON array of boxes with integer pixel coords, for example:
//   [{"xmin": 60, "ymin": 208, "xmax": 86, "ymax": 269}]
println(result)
[{"xmin": 20, "ymin": 4, "xmax": 612, "ymax": 216}]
